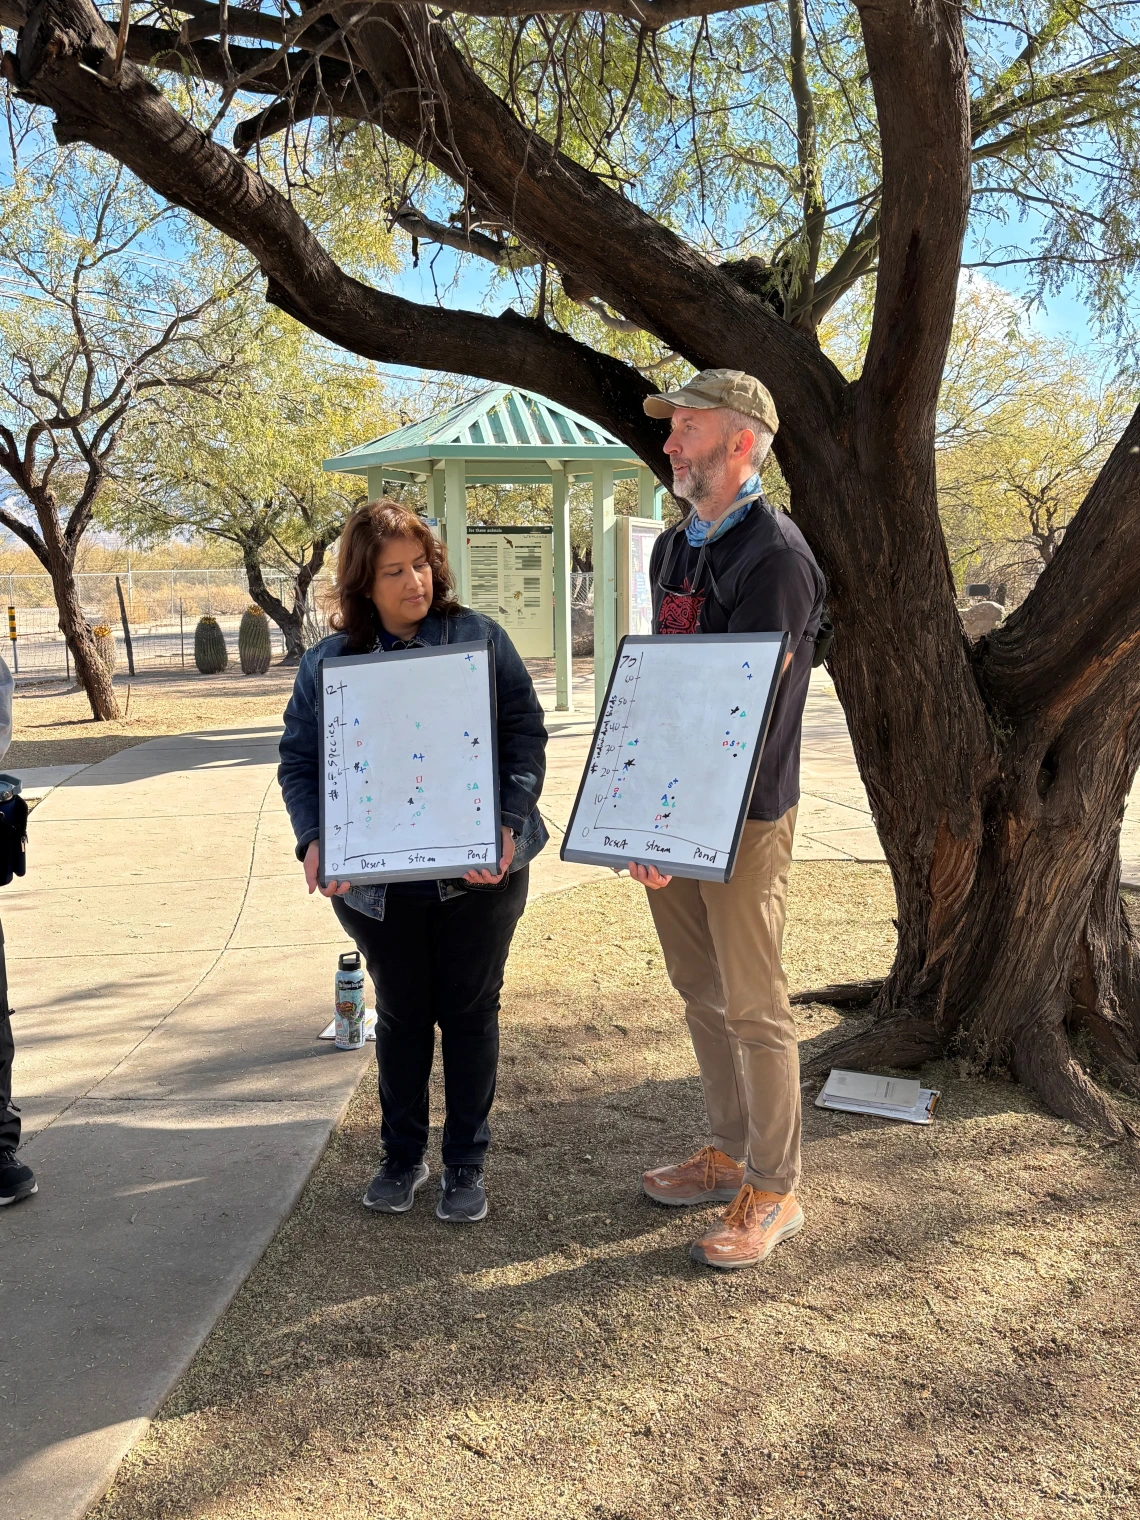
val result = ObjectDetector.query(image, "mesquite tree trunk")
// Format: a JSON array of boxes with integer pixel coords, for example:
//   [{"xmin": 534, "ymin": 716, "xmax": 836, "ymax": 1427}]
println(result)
[
  {"xmin": 36, "ymin": 491, "xmax": 120, "ymax": 722},
  {"xmin": 790, "ymin": 411, "xmax": 1140, "ymax": 1138},
  {"xmin": 241, "ymin": 539, "xmax": 329, "ymax": 666}
]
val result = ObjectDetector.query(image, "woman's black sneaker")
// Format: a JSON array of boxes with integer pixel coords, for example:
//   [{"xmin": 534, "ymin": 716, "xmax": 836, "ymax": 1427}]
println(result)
[
  {"xmin": 0, "ymin": 1148, "xmax": 37, "ymax": 1206},
  {"xmin": 362, "ymin": 1158, "xmax": 429, "ymax": 1213},
  {"xmin": 436, "ymin": 1164, "xmax": 488, "ymax": 1223}
]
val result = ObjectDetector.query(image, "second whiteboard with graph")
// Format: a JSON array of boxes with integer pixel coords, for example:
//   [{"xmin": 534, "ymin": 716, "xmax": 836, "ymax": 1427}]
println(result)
[{"xmin": 560, "ymin": 633, "xmax": 789, "ymax": 882}]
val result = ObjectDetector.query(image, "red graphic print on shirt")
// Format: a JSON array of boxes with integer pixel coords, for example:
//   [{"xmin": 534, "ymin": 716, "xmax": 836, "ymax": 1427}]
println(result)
[{"xmin": 657, "ymin": 579, "xmax": 705, "ymax": 635}]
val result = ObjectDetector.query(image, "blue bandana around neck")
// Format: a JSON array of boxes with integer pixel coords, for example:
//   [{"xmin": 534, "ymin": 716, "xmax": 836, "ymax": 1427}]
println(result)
[{"xmin": 684, "ymin": 472, "xmax": 764, "ymax": 548}]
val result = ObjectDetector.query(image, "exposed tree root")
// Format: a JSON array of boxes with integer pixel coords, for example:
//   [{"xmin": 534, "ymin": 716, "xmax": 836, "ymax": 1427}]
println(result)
[
  {"xmin": 1013, "ymin": 1024, "xmax": 1135, "ymax": 1142},
  {"xmin": 801, "ymin": 1013, "xmax": 941, "ymax": 1078},
  {"xmin": 1079, "ymin": 1016, "xmax": 1140, "ymax": 1102},
  {"xmin": 790, "ymin": 978, "xmax": 884, "ymax": 1009}
]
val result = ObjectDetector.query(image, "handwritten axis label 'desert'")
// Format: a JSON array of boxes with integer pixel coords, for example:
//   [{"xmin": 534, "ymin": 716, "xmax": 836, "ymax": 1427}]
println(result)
[
  {"xmin": 562, "ymin": 633, "xmax": 787, "ymax": 883},
  {"xmin": 320, "ymin": 641, "xmax": 500, "ymax": 885}
]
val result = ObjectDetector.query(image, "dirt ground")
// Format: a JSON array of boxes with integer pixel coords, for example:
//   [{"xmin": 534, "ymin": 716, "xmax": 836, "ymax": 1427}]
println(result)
[
  {"xmin": 7, "ymin": 668, "xmax": 299, "ymax": 768},
  {"xmin": 91, "ymin": 870, "xmax": 1140, "ymax": 1520}
]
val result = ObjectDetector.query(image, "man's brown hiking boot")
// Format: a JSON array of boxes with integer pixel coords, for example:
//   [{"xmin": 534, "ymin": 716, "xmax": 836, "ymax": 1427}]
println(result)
[
  {"xmin": 642, "ymin": 1145, "xmax": 745, "ymax": 1206},
  {"xmin": 689, "ymin": 1184, "xmax": 803, "ymax": 1269}
]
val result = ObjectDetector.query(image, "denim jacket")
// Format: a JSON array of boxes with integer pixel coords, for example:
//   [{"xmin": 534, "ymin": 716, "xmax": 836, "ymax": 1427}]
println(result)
[{"xmin": 278, "ymin": 609, "xmax": 548, "ymax": 921}]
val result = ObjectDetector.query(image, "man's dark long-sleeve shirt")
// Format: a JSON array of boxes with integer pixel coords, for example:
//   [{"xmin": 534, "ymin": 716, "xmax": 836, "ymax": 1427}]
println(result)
[{"xmin": 649, "ymin": 497, "xmax": 825, "ymax": 821}]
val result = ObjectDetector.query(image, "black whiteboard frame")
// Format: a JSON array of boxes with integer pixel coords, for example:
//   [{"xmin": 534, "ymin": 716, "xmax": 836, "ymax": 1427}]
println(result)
[
  {"xmin": 559, "ymin": 631, "xmax": 790, "ymax": 883},
  {"xmin": 318, "ymin": 639, "xmax": 501, "ymax": 886}
]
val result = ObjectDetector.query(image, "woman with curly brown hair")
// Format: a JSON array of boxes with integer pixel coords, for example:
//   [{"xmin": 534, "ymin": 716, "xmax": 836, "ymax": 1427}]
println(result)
[{"xmin": 279, "ymin": 500, "xmax": 548, "ymax": 1224}]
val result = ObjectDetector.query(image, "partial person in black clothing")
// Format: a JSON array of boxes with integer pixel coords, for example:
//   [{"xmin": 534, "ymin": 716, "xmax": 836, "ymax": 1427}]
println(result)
[
  {"xmin": 0, "ymin": 651, "xmax": 36, "ymax": 1207},
  {"xmin": 650, "ymin": 467, "xmax": 825, "ymax": 824}
]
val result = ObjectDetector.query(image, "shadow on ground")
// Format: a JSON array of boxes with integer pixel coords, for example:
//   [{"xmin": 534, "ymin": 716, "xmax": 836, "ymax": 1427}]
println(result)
[{"xmin": 91, "ymin": 874, "xmax": 1140, "ymax": 1520}]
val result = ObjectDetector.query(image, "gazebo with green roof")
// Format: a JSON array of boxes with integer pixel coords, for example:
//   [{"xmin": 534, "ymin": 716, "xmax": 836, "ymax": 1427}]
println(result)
[{"xmin": 323, "ymin": 384, "xmax": 663, "ymax": 714}]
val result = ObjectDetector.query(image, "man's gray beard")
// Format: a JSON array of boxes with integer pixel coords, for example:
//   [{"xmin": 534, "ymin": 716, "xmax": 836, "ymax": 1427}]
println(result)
[{"xmin": 672, "ymin": 445, "xmax": 728, "ymax": 509}]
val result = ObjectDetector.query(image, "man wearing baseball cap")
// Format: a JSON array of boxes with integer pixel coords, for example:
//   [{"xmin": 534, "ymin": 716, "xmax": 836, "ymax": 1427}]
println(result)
[{"xmin": 631, "ymin": 369, "xmax": 825, "ymax": 1271}]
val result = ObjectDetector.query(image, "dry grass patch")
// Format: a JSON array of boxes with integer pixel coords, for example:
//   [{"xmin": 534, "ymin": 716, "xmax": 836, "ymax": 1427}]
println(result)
[
  {"xmin": 93, "ymin": 869, "xmax": 1140, "ymax": 1520},
  {"xmin": 9, "ymin": 667, "xmax": 298, "ymax": 767}
]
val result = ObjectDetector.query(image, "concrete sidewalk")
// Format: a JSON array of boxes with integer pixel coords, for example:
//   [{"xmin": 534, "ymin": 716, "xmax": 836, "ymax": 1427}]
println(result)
[
  {"xmin": 0, "ymin": 725, "xmax": 378, "ymax": 1519},
  {"xmin": 0, "ymin": 680, "xmax": 643, "ymax": 1520}
]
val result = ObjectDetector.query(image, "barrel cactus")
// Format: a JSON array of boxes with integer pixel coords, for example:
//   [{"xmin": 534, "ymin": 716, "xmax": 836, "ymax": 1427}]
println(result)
[
  {"xmin": 92, "ymin": 624, "xmax": 116, "ymax": 674},
  {"xmin": 238, "ymin": 604, "xmax": 272, "ymax": 675},
  {"xmin": 194, "ymin": 614, "xmax": 228, "ymax": 674}
]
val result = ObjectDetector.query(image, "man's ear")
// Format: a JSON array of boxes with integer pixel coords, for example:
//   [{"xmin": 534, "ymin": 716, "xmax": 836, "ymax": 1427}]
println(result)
[{"xmin": 733, "ymin": 427, "xmax": 756, "ymax": 461}]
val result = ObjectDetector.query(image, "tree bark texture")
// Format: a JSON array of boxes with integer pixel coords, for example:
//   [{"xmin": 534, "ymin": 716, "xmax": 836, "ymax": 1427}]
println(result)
[
  {"xmin": 36, "ymin": 489, "xmax": 121, "ymax": 721},
  {"xmin": 10, "ymin": 0, "xmax": 1140, "ymax": 1131},
  {"xmin": 0, "ymin": 466, "xmax": 122, "ymax": 721}
]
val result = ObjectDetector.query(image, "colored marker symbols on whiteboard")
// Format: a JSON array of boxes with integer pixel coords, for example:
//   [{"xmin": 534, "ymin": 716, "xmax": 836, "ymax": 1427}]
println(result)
[
  {"xmin": 319, "ymin": 640, "xmax": 499, "ymax": 883},
  {"xmin": 561, "ymin": 633, "xmax": 788, "ymax": 883}
]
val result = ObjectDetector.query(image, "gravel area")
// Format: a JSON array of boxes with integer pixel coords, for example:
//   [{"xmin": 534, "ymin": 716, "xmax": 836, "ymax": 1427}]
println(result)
[{"xmin": 92, "ymin": 869, "xmax": 1140, "ymax": 1520}]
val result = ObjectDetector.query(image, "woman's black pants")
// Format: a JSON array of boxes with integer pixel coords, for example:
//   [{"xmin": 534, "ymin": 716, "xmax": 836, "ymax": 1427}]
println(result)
[{"xmin": 331, "ymin": 868, "xmax": 528, "ymax": 1169}]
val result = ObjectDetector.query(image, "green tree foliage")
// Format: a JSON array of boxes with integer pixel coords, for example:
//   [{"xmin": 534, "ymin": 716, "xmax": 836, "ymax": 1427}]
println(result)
[
  {"xmin": 937, "ymin": 279, "xmax": 1134, "ymax": 602},
  {"xmin": 381, "ymin": 1, "xmax": 1140, "ymax": 356},
  {"xmin": 119, "ymin": 317, "xmax": 393, "ymax": 661},
  {"xmin": 0, "ymin": 124, "xmax": 251, "ymax": 717}
]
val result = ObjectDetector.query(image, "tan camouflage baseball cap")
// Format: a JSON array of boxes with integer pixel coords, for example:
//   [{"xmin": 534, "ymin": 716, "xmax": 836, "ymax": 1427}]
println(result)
[{"xmin": 643, "ymin": 368, "xmax": 779, "ymax": 434}]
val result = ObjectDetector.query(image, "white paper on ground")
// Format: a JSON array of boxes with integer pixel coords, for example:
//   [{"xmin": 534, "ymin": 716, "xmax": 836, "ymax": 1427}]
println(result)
[
  {"xmin": 823, "ymin": 1068, "xmax": 922, "ymax": 1109},
  {"xmin": 319, "ymin": 1008, "xmax": 378, "ymax": 1043}
]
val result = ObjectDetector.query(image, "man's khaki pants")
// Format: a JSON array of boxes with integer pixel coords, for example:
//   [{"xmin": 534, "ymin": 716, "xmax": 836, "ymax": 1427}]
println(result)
[{"xmin": 646, "ymin": 807, "xmax": 800, "ymax": 1195}]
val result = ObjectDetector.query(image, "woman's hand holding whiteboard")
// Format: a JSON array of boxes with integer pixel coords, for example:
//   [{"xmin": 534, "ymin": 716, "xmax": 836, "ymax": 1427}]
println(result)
[
  {"xmin": 318, "ymin": 641, "xmax": 502, "ymax": 886},
  {"xmin": 561, "ymin": 633, "xmax": 789, "ymax": 884}
]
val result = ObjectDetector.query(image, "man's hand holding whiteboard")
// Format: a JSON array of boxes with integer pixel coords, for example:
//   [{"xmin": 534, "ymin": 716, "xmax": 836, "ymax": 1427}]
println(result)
[
  {"xmin": 560, "ymin": 632, "xmax": 790, "ymax": 884},
  {"xmin": 317, "ymin": 640, "xmax": 504, "ymax": 886}
]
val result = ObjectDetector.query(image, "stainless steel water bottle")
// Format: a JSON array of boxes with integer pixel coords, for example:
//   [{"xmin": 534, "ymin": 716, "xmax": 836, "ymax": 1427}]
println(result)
[{"xmin": 334, "ymin": 950, "xmax": 366, "ymax": 1050}]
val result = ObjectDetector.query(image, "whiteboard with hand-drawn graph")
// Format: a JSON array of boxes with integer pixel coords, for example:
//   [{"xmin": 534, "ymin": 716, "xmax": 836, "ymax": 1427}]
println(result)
[
  {"xmin": 561, "ymin": 633, "xmax": 789, "ymax": 882},
  {"xmin": 319, "ymin": 641, "xmax": 501, "ymax": 885}
]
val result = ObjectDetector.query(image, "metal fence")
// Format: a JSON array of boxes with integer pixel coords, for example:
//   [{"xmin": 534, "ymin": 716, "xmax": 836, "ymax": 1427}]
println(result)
[
  {"xmin": 4, "ymin": 566, "xmax": 582, "ymax": 679},
  {"xmin": 3, "ymin": 569, "xmax": 333, "ymax": 681}
]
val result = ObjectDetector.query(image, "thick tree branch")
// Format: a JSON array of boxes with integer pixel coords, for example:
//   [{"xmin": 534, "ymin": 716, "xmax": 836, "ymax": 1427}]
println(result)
[
  {"xmin": 7, "ymin": 0, "xmax": 677, "ymax": 471},
  {"xmin": 853, "ymin": 0, "xmax": 970, "ymax": 446},
  {"xmin": 94, "ymin": 2, "xmax": 832, "ymax": 412},
  {"xmin": 171, "ymin": 0, "xmax": 764, "ymax": 36},
  {"xmin": 390, "ymin": 206, "xmax": 661, "ymax": 339},
  {"xmin": 339, "ymin": 7, "xmax": 837, "ymax": 427},
  {"xmin": 0, "ymin": 503, "xmax": 52, "ymax": 568},
  {"xmin": 231, "ymin": 72, "xmax": 374, "ymax": 153},
  {"xmin": 786, "ymin": 0, "xmax": 824, "ymax": 325},
  {"xmin": 392, "ymin": 204, "xmax": 538, "ymax": 269},
  {"xmin": 809, "ymin": 210, "xmax": 879, "ymax": 325},
  {"xmin": 11, "ymin": 0, "xmax": 845, "ymax": 467},
  {"xmin": 979, "ymin": 403, "xmax": 1140, "ymax": 727}
]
